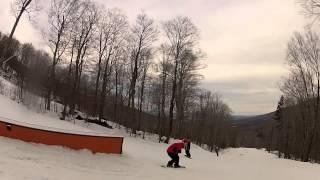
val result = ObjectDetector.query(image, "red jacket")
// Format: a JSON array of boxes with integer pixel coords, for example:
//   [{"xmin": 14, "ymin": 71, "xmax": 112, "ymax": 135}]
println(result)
[{"xmin": 167, "ymin": 142, "xmax": 185, "ymax": 154}]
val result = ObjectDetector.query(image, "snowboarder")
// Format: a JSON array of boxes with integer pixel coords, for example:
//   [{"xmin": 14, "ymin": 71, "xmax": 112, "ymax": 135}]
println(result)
[
  {"xmin": 166, "ymin": 140, "xmax": 188, "ymax": 168},
  {"xmin": 214, "ymin": 145, "xmax": 219, "ymax": 157},
  {"xmin": 183, "ymin": 139, "xmax": 191, "ymax": 158}
]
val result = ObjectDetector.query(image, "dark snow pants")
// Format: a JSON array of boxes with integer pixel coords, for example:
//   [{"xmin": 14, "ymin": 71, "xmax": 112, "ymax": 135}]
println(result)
[
  {"xmin": 167, "ymin": 152, "xmax": 179, "ymax": 167},
  {"xmin": 185, "ymin": 142, "xmax": 191, "ymax": 158},
  {"xmin": 185, "ymin": 149, "xmax": 191, "ymax": 158}
]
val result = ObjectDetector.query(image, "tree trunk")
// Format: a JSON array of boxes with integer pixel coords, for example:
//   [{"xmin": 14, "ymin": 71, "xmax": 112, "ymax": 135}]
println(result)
[
  {"xmin": 165, "ymin": 45, "xmax": 180, "ymax": 143},
  {"xmin": 47, "ymin": 16, "xmax": 65, "ymax": 111},
  {"xmin": 94, "ymin": 32, "xmax": 108, "ymax": 116},
  {"xmin": 114, "ymin": 66, "xmax": 119, "ymax": 124},
  {"xmin": 128, "ymin": 37, "xmax": 142, "ymax": 134},
  {"xmin": 61, "ymin": 40, "xmax": 75, "ymax": 120},
  {"xmin": 98, "ymin": 50, "xmax": 112, "ymax": 121}
]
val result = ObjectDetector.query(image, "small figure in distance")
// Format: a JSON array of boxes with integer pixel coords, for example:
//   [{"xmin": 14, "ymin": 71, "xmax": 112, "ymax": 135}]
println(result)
[{"xmin": 214, "ymin": 145, "xmax": 219, "ymax": 157}]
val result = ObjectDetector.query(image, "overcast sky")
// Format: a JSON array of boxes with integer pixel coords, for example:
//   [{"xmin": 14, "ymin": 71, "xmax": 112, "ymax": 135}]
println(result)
[{"xmin": 0, "ymin": 0, "xmax": 308, "ymax": 115}]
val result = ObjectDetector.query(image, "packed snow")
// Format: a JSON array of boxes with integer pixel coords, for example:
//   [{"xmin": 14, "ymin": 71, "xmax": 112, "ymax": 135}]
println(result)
[
  {"xmin": 0, "ymin": 78, "xmax": 319, "ymax": 179},
  {"xmin": 0, "ymin": 132, "xmax": 319, "ymax": 180}
]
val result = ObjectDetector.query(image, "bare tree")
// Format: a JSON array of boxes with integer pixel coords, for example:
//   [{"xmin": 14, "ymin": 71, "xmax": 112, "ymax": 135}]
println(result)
[
  {"xmin": 280, "ymin": 28, "xmax": 320, "ymax": 162},
  {"xmin": 156, "ymin": 44, "xmax": 171, "ymax": 142},
  {"xmin": 1, "ymin": 0, "xmax": 37, "ymax": 62},
  {"xmin": 9, "ymin": 0, "xmax": 39, "ymax": 41},
  {"xmin": 189, "ymin": 90, "xmax": 231, "ymax": 151},
  {"xmin": 175, "ymin": 48, "xmax": 203, "ymax": 137},
  {"xmin": 162, "ymin": 16, "xmax": 199, "ymax": 143},
  {"xmin": 69, "ymin": 0, "xmax": 98, "ymax": 114},
  {"xmin": 127, "ymin": 13, "xmax": 158, "ymax": 134},
  {"xmin": 45, "ymin": 0, "xmax": 80, "ymax": 110},
  {"xmin": 137, "ymin": 49, "xmax": 152, "ymax": 132},
  {"xmin": 97, "ymin": 9, "xmax": 128, "ymax": 121},
  {"xmin": 93, "ymin": 8, "xmax": 128, "ymax": 117},
  {"xmin": 112, "ymin": 46, "xmax": 128, "ymax": 126},
  {"xmin": 300, "ymin": 0, "xmax": 320, "ymax": 20},
  {"xmin": 61, "ymin": 37, "xmax": 77, "ymax": 119}
]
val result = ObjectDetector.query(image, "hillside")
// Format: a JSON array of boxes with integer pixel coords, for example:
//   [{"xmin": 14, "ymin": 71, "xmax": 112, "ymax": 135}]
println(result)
[
  {"xmin": 0, "ymin": 92, "xmax": 319, "ymax": 179},
  {"xmin": 232, "ymin": 113, "xmax": 275, "ymax": 148},
  {"xmin": 232, "ymin": 112, "xmax": 274, "ymax": 126}
]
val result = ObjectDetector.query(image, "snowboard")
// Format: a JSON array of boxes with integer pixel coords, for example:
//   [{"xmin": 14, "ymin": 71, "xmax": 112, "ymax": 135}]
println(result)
[{"xmin": 161, "ymin": 165, "xmax": 186, "ymax": 168}]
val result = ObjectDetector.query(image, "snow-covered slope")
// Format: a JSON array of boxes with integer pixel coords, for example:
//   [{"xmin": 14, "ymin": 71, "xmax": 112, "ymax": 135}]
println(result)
[
  {"xmin": 0, "ymin": 95, "xmax": 98, "ymax": 133},
  {"xmin": 0, "ymin": 135, "xmax": 319, "ymax": 180},
  {"xmin": 0, "ymin": 89, "xmax": 319, "ymax": 179}
]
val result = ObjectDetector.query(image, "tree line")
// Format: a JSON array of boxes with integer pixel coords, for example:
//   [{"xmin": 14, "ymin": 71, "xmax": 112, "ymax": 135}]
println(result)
[
  {"xmin": 0, "ymin": 0, "xmax": 236, "ymax": 152},
  {"xmin": 263, "ymin": 0, "xmax": 320, "ymax": 163}
]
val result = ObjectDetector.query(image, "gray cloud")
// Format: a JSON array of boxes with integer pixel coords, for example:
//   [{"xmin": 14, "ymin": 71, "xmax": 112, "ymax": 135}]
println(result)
[
  {"xmin": 0, "ymin": 0, "xmax": 308, "ymax": 115},
  {"xmin": 201, "ymin": 76, "xmax": 282, "ymax": 115}
]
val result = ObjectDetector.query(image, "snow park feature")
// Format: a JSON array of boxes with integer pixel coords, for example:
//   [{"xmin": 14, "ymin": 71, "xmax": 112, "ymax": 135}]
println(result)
[
  {"xmin": 0, "ymin": 77, "xmax": 123, "ymax": 154},
  {"xmin": 0, "ymin": 117, "xmax": 123, "ymax": 154}
]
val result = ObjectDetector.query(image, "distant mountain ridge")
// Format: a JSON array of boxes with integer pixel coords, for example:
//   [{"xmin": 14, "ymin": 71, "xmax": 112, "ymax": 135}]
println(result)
[
  {"xmin": 231, "ymin": 112, "xmax": 275, "ymax": 126},
  {"xmin": 231, "ymin": 115, "xmax": 254, "ymax": 121},
  {"xmin": 231, "ymin": 112, "xmax": 275, "ymax": 148}
]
